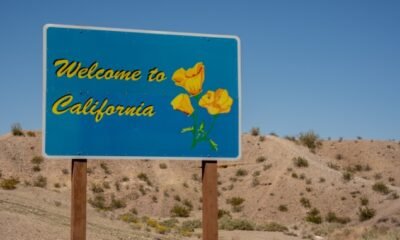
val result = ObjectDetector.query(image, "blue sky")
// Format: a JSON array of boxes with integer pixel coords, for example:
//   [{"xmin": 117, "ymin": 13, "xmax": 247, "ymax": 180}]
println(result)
[{"xmin": 0, "ymin": 0, "xmax": 399, "ymax": 140}]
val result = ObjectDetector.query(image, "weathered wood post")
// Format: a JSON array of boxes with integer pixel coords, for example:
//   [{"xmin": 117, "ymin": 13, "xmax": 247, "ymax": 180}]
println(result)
[
  {"xmin": 71, "ymin": 159, "xmax": 87, "ymax": 240},
  {"xmin": 202, "ymin": 160, "xmax": 218, "ymax": 240}
]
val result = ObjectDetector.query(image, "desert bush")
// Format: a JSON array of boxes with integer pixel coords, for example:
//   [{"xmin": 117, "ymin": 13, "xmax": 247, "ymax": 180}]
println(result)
[
  {"xmin": 183, "ymin": 182, "xmax": 189, "ymax": 188},
  {"xmin": 192, "ymin": 173, "xmax": 200, "ymax": 182},
  {"xmin": 161, "ymin": 218, "xmax": 179, "ymax": 228},
  {"xmin": 360, "ymin": 197, "xmax": 369, "ymax": 206},
  {"xmin": 100, "ymin": 162, "xmax": 111, "ymax": 174},
  {"xmin": 181, "ymin": 219, "xmax": 202, "ymax": 232},
  {"xmin": 121, "ymin": 176, "xmax": 129, "ymax": 182},
  {"xmin": 372, "ymin": 182, "xmax": 390, "ymax": 195},
  {"xmin": 342, "ymin": 171, "xmax": 353, "ymax": 182},
  {"xmin": 27, "ymin": 131, "xmax": 36, "ymax": 137},
  {"xmin": 31, "ymin": 156, "xmax": 44, "ymax": 165},
  {"xmin": 102, "ymin": 181, "xmax": 110, "ymax": 189},
  {"xmin": 358, "ymin": 207, "xmax": 376, "ymax": 221},
  {"xmin": 284, "ymin": 136, "xmax": 297, "ymax": 142},
  {"xmin": 278, "ymin": 205, "xmax": 288, "ymax": 212},
  {"xmin": 62, "ymin": 168, "xmax": 69, "ymax": 175},
  {"xmin": 170, "ymin": 204, "xmax": 190, "ymax": 217},
  {"xmin": 259, "ymin": 135, "xmax": 266, "ymax": 142},
  {"xmin": 54, "ymin": 183, "xmax": 61, "ymax": 188},
  {"xmin": 91, "ymin": 183, "xmax": 104, "ymax": 193},
  {"xmin": 218, "ymin": 209, "xmax": 232, "ymax": 219},
  {"xmin": 138, "ymin": 173, "xmax": 152, "ymax": 186},
  {"xmin": 226, "ymin": 197, "xmax": 245, "ymax": 212},
  {"xmin": 183, "ymin": 199, "xmax": 193, "ymax": 211},
  {"xmin": 0, "ymin": 177, "xmax": 20, "ymax": 190},
  {"xmin": 257, "ymin": 222, "xmax": 288, "ymax": 232},
  {"xmin": 32, "ymin": 165, "xmax": 41, "ymax": 172},
  {"xmin": 119, "ymin": 212, "xmax": 139, "ymax": 223},
  {"xmin": 291, "ymin": 173, "xmax": 298, "ymax": 179},
  {"xmin": 327, "ymin": 162, "xmax": 340, "ymax": 170},
  {"xmin": 252, "ymin": 171, "xmax": 261, "ymax": 177},
  {"xmin": 300, "ymin": 197, "xmax": 311, "ymax": 208},
  {"xmin": 319, "ymin": 177, "xmax": 326, "ymax": 183},
  {"xmin": 89, "ymin": 194, "xmax": 107, "ymax": 210},
  {"xmin": 139, "ymin": 185, "xmax": 146, "ymax": 195},
  {"xmin": 374, "ymin": 173, "xmax": 383, "ymax": 180},
  {"xmin": 33, "ymin": 175, "xmax": 47, "ymax": 188},
  {"xmin": 218, "ymin": 216, "xmax": 255, "ymax": 230},
  {"xmin": 389, "ymin": 192, "xmax": 399, "ymax": 200},
  {"xmin": 114, "ymin": 181, "xmax": 121, "ymax": 191},
  {"xmin": 263, "ymin": 164, "xmax": 272, "ymax": 171},
  {"xmin": 305, "ymin": 208, "xmax": 322, "ymax": 224},
  {"xmin": 335, "ymin": 153, "xmax": 343, "ymax": 160},
  {"xmin": 159, "ymin": 163, "xmax": 167, "ymax": 169},
  {"xmin": 256, "ymin": 156, "xmax": 266, "ymax": 163},
  {"xmin": 110, "ymin": 196, "xmax": 127, "ymax": 209},
  {"xmin": 293, "ymin": 157, "xmax": 309, "ymax": 167},
  {"xmin": 152, "ymin": 222, "xmax": 170, "ymax": 234},
  {"xmin": 364, "ymin": 164, "xmax": 372, "ymax": 171},
  {"xmin": 11, "ymin": 123, "xmax": 24, "ymax": 136},
  {"xmin": 174, "ymin": 195, "xmax": 181, "ymax": 202},
  {"xmin": 325, "ymin": 211, "xmax": 350, "ymax": 224},
  {"xmin": 235, "ymin": 168, "xmax": 248, "ymax": 177},
  {"xmin": 298, "ymin": 131, "xmax": 322, "ymax": 152},
  {"xmin": 251, "ymin": 127, "xmax": 260, "ymax": 136}
]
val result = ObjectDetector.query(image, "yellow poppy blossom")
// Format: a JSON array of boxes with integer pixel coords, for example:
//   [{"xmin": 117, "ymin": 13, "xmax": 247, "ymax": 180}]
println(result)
[
  {"xmin": 172, "ymin": 62, "xmax": 205, "ymax": 96},
  {"xmin": 171, "ymin": 93, "xmax": 194, "ymax": 115},
  {"xmin": 199, "ymin": 89, "xmax": 233, "ymax": 115}
]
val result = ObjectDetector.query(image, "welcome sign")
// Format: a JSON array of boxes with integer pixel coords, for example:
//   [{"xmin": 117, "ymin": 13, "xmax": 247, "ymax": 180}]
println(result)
[{"xmin": 43, "ymin": 24, "xmax": 241, "ymax": 160}]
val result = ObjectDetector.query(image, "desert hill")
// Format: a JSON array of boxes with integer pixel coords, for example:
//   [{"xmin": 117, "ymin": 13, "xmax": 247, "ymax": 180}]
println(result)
[{"xmin": 0, "ymin": 131, "xmax": 399, "ymax": 240}]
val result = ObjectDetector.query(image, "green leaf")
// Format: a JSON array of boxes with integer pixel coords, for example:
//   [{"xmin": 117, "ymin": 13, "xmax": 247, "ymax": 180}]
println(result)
[
  {"xmin": 181, "ymin": 126, "xmax": 194, "ymax": 133},
  {"xmin": 199, "ymin": 122, "xmax": 205, "ymax": 132},
  {"xmin": 209, "ymin": 139, "xmax": 218, "ymax": 151}
]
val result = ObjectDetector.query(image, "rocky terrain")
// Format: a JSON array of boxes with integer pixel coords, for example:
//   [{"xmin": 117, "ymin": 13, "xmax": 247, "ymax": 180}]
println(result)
[{"xmin": 0, "ymin": 131, "xmax": 400, "ymax": 240}]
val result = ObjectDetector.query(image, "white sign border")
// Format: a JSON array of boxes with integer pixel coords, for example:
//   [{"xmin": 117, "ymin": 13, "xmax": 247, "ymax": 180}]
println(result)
[{"xmin": 42, "ymin": 24, "xmax": 242, "ymax": 161}]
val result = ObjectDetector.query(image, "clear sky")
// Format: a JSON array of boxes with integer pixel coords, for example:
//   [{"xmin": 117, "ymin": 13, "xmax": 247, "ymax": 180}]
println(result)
[{"xmin": 0, "ymin": 0, "xmax": 399, "ymax": 140}]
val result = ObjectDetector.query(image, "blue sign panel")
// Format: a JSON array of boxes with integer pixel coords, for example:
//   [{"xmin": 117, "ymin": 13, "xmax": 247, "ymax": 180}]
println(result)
[{"xmin": 43, "ymin": 24, "xmax": 241, "ymax": 160}]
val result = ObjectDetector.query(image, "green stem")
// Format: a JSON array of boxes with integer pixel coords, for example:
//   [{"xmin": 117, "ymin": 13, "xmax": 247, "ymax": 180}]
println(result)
[
  {"xmin": 191, "ymin": 113, "xmax": 198, "ymax": 148},
  {"xmin": 207, "ymin": 115, "xmax": 218, "ymax": 136}
]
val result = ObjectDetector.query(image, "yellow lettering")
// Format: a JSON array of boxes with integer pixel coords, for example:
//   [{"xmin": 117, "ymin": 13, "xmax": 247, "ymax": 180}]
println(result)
[
  {"xmin": 95, "ymin": 69, "xmax": 105, "ymax": 79},
  {"xmin": 114, "ymin": 70, "xmax": 132, "ymax": 80},
  {"xmin": 70, "ymin": 104, "xmax": 82, "ymax": 114},
  {"xmin": 53, "ymin": 59, "xmax": 80, "ymax": 78},
  {"xmin": 50, "ymin": 94, "xmax": 155, "ymax": 122},
  {"xmin": 52, "ymin": 94, "xmax": 73, "ymax": 114},
  {"xmin": 77, "ymin": 68, "xmax": 88, "ymax": 79},
  {"xmin": 104, "ymin": 69, "xmax": 114, "ymax": 80},
  {"xmin": 131, "ymin": 70, "xmax": 141, "ymax": 80},
  {"xmin": 87, "ymin": 62, "xmax": 99, "ymax": 79}
]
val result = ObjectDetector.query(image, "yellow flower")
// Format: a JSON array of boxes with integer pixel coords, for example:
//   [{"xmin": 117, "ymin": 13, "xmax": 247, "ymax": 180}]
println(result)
[
  {"xmin": 171, "ymin": 93, "xmax": 194, "ymax": 115},
  {"xmin": 199, "ymin": 89, "xmax": 233, "ymax": 115},
  {"xmin": 172, "ymin": 62, "xmax": 205, "ymax": 96}
]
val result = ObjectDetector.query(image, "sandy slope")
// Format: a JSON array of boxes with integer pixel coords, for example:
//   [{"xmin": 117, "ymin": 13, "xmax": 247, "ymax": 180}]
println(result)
[{"xmin": 0, "ymin": 132, "xmax": 399, "ymax": 239}]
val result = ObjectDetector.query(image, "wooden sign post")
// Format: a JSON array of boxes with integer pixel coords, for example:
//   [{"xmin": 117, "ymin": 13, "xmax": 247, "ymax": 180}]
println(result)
[
  {"xmin": 71, "ymin": 159, "xmax": 87, "ymax": 240},
  {"xmin": 202, "ymin": 160, "xmax": 218, "ymax": 240}
]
